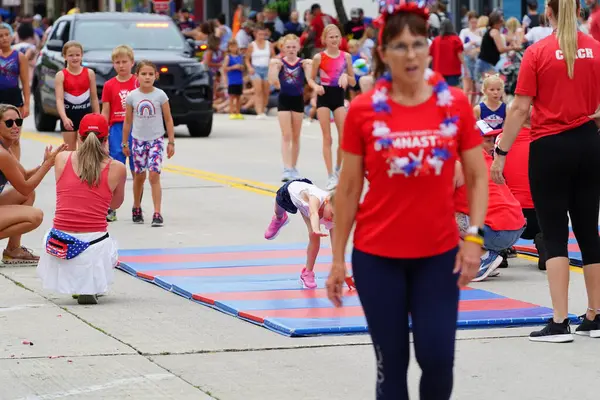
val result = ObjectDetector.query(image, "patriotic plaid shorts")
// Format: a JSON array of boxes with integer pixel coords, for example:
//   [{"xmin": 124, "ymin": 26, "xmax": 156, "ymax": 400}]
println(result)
[{"xmin": 132, "ymin": 137, "xmax": 164, "ymax": 174}]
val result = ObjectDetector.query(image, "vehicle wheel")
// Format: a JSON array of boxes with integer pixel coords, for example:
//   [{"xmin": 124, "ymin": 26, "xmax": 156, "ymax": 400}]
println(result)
[
  {"xmin": 187, "ymin": 115, "xmax": 213, "ymax": 138},
  {"xmin": 34, "ymin": 88, "xmax": 58, "ymax": 132}
]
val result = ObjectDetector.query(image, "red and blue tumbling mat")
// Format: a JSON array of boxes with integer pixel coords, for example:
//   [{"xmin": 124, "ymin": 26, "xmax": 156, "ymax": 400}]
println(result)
[
  {"xmin": 117, "ymin": 243, "xmax": 574, "ymax": 337},
  {"xmin": 515, "ymin": 227, "xmax": 585, "ymax": 267}
]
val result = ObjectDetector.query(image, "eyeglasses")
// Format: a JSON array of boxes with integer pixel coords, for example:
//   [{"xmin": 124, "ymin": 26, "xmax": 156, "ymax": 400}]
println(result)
[
  {"xmin": 385, "ymin": 40, "xmax": 429, "ymax": 56},
  {"xmin": 4, "ymin": 119, "xmax": 23, "ymax": 128}
]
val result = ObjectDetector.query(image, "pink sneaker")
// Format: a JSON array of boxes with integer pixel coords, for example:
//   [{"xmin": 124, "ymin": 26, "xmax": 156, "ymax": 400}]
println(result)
[
  {"xmin": 300, "ymin": 268, "xmax": 317, "ymax": 289},
  {"xmin": 264, "ymin": 213, "xmax": 289, "ymax": 240}
]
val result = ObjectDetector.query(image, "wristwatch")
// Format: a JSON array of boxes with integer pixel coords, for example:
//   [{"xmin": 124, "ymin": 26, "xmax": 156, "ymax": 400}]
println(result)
[
  {"xmin": 121, "ymin": 143, "xmax": 128, "ymax": 148},
  {"xmin": 466, "ymin": 226, "xmax": 485, "ymax": 238},
  {"xmin": 495, "ymin": 145, "xmax": 508, "ymax": 156}
]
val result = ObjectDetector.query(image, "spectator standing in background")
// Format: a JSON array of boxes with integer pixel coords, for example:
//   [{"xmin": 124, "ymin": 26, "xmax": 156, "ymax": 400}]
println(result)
[
  {"xmin": 306, "ymin": 4, "xmax": 338, "ymax": 56},
  {"xmin": 285, "ymin": 11, "xmax": 304, "ymax": 36},
  {"xmin": 430, "ymin": 19, "xmax": 468, "ymax": 87},
  {"xmin": 522, "ymin": 0, "xmax": 540, "ymax": 31},
  {"xmin": 264, "ymin": 6, "xmax": 285, "ymax": 36},
  {"xmin": 177, "ymin": 8, "xmax": 196, "ymax": 32},
  {"xmin": 215, "ymin": 14, "xmax": 233, "ymax": 52},
  {"xmin": 345, "ymin": 8, "xmax": 365, "ymax": 40},
  {"xmin": 236, "ymin": 21, "xmax": 254, "ymax": 53}
]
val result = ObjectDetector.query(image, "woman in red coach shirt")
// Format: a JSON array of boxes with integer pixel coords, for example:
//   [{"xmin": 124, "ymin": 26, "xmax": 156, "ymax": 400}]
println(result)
[
  {"xmin": 491, "ymin": 0, "xmax": 600, "ymax": 343},
  {"xmin": 325, "ymin": 3, "xmax": 489, "ymax": 399}
]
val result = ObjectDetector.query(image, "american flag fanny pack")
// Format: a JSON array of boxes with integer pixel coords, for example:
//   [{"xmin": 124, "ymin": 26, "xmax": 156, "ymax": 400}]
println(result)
[{"xmin": 45, "ymin": 228, "xmax": 109, "ymax": 260}]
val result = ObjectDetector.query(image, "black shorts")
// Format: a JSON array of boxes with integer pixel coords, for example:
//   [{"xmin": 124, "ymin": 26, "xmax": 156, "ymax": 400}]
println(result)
[
  {"xmin": 317, "ymin": 86, "xmax": 345, "ymax": 111},
  {"xmin": 275, "ymin": 178, "xmax": 313, "ymax": 214},
  {"xmin": 60, "ymin": 108, "xmax": 90, "ymax": 132},
  {"xmin": 277, "ymin": 93, "xmax": 304, "ymax": 113},
  {"xmin": 0, "ymin": 87, "xmax": 24, "ymax": 108},
  {"xmin": 228, "ymin": 84, "xmax": 243, "ymax": 96}
]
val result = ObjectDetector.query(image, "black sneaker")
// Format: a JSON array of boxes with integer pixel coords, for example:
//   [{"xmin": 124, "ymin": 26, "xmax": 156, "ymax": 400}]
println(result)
[
  {"xmin": 132, "ymin": 207, "xmax": 144, "ymax": 224},
  {"xmin": 151, "ymin": 212, "xmax": 163, "ymax": 227},
  {"xmin": 106, "ymin": 208, "xmax": 117, "ymax": 222},
  {"xmin": 534, "ymin": 232, "xmax": 547, "ymax": 270},
  {"xmin": 529, "ymin": 318, "xmax": 574, "ymax": 343},
  {"xmin": 506, "ymin": 246, "xmax": 518, "ymax": 258},
  {"xmin": 575, "ymin": 314, "xmax": 600, "ymax": 338},
  {"xmin": 499, "ymin": 256, "xmax": 509, "ymax": 268}
]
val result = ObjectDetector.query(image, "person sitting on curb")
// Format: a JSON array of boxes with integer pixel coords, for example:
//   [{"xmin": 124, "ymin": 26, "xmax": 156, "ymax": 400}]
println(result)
[
  {"xmin": 0, "ymin": 104, "xmax": 65, "ymax": 264},
  {"xmin": 454, "ymin": 120, "xmax": 526, "ymax": 281}
]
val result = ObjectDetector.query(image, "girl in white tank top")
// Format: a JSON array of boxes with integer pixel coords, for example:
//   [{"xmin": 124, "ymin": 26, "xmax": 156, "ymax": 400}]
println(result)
[{"xmin": 245, "ymin": 25, "xmax": 274, "ymax": 119}]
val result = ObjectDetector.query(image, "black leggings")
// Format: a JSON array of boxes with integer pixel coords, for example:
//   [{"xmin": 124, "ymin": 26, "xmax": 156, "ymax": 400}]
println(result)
[
  {"xmin": 529, "ymin": 121, "xmax": 600, "ymax": 265},
  {"xmin": 521, "ymin": 208, "xmax": 541, "ymax": 240},
  {"xmin": 353, "ymin": 247, "xmax": 459, "ymax": 400}
]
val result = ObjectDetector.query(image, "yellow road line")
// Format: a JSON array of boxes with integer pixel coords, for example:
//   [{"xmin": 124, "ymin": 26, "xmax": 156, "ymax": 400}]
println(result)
[
  {"xmin": 517, "ymin": 254, "xmax": 582, "ymax": 274},
  {"xmin": 21, "ymin": 131, "xmax": 277, "ymax": 197}
]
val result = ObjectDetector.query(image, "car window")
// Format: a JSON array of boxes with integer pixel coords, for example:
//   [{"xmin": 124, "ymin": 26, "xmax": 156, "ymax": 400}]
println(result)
[
  {"xmin": 73, "ymin": 20, "xmax": 184, "ymax": 51},
  {"xmin": 59, "ymin": 21, "xmax": 71, "ymax": 43},
  {"xmin": 49, "ymin": 21, "xmax": 66, "ymax": 41}
]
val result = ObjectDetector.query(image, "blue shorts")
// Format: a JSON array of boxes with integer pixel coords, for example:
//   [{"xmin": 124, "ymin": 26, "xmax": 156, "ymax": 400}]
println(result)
[
  {"xmin": 108, "ymin": 122, "xmax": 134, "ymax": 172},
  {"xmin": 275, "ymin": 178, "xmax": 313, "ymax": 214},
  {"xmin": 252, "ymin": 66, "xmax": 269, "ymax": 81}
]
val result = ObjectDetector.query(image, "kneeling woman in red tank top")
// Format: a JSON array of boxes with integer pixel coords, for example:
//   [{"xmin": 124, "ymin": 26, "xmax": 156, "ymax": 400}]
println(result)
[{"xmin": 37, "ymin": 114, "xmax": 126, "ymax": 305}]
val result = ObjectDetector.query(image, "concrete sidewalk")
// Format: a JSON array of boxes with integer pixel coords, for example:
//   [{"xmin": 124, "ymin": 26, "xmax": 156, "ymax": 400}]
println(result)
[{"xmin": 0, "ymin": 115, "xmax": 597, "ymax": 400}]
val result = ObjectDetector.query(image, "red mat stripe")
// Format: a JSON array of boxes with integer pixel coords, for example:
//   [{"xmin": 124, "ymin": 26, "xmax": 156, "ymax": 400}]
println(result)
[
  {"xmin": 238, "ymin": 298, "xmax": 537, "ymax": 320},
  {"xmin": 137, "ymin": 263, "xmax": 346, "ymax": 279},
  {"xmin": 516, "ymin": 244, "xmax": 580, "ymax": 253},
  {"xmin": 120, "ymin": 248, "xmax": 332, "ymax": 264},
  {"xmin": 191, "ymin": 286, "xmax": 473, "ymax": 303}
]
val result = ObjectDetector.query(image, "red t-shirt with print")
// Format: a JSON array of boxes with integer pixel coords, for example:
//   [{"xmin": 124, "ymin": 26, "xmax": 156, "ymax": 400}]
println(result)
[
  {"xmin": 430, "ymin": 35, "xmax": 464, "ymax": 77},
  {"xmin": 515, "ymin": 32, "xmax": 600, "ymax": 141},
  {"xmin": 501, "ymin": 127, "xmax": 534, "ymax": 209},
  {"xmin": 101, "ymin": 76, "xmax": 139, "ymax": 126},
  {"xmin": 454, "ymin": 151, "xmax": 525, "ymax": 231},
  {"xmin": 342, "ymin": 85, "xmax": 481, "ymax": 259}
]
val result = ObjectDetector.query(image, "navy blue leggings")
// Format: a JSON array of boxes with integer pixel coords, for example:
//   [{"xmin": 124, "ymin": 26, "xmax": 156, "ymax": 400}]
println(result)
[{"xmin": 352, "ymin": 247, "xmax": 460, "ymax": 400}]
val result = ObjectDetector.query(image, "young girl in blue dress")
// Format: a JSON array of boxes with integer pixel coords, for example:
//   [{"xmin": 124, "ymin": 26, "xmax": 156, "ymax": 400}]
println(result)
[{"xmin": 223, "ymin": 39, "xmax": 245, "ymax": 120}]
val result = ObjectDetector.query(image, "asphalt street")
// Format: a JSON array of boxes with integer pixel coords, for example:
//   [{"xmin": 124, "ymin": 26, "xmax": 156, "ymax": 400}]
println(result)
[{"xmin": 0, "ymin": 114, "xmax": 596, "ymax": 400}]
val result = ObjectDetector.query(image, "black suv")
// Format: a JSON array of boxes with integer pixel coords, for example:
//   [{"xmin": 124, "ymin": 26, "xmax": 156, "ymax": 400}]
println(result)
[{"xmin": 33, "ymin": 12, "xmax": 213, "ymax": 137}]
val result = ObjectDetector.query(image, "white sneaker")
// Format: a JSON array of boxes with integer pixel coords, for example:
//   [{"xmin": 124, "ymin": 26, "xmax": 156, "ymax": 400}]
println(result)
[
  {"xmin": 325, "ymin": 174, "xmax": 338, "ymax": 190},
  {"xmin": 256, "ymin": 114, "xmax": 267, "ymax": 120}
]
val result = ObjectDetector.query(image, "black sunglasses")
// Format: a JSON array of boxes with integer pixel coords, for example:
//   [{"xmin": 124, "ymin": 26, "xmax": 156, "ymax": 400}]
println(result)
[{"xmin": 4, "ymin": 119, "xmax": 23, "ymax": 128}]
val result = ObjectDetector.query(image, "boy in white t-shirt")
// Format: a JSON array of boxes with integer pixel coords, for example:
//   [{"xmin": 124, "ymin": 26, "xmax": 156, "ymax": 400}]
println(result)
[{"xmin": 264, "ymin": 178, "xmax": 353, "ymax": 289}]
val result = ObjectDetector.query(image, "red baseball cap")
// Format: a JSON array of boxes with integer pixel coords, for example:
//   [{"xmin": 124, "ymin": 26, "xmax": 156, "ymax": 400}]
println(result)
[{"xmin": 78, "ymin": 113, "xmax": 109, "ymax": 139}]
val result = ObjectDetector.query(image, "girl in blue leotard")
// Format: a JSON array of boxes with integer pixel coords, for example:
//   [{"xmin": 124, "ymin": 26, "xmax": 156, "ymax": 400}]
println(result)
[
  {"xmin": 473, "ymin": 74, "xmax": 506, "ymax": 129},
  {"xmin": 268, "ymin": 34, "xmax": 313, "ymax": 182}
]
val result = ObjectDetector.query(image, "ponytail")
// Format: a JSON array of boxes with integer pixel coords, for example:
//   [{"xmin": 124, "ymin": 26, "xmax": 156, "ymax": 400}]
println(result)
[
  {"xmin": 556, "ymin": 0, "xmax": 578, "ymax": 78},
  {"xmin": 77, "ymin": 133, "xmax": 108, "ymax": 187}
]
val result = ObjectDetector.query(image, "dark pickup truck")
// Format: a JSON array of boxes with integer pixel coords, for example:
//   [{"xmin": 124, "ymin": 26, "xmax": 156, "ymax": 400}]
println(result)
[{"xmin": 33, "ymin": 12, "xmax": 214, "ymax": 137}]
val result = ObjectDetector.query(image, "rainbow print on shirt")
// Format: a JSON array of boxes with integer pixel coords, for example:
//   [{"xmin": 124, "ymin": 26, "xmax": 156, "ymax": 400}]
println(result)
[{"xmin": 136, "ymin": 99, "xmax": 156, "ymax": 117}]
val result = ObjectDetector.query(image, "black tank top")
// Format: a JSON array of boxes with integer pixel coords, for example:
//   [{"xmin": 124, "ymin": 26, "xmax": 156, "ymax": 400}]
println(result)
[{"xmin": 479, "ymin": 29, "xmax": 501, "ymax": 66}]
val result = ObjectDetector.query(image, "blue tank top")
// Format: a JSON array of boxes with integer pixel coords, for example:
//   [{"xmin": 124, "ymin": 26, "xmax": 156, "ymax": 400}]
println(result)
[
  {"xmin": 0, "ymin": 51, "xmax": 20, "ymax": 90},
  {"xmin": 227, "ymin": 55, "xmax": 244, "ymax": 86},
  {"xmin": 479, "ymin": 102, "xmax": 506, "ymax": 129},
  {"xmin": 279, "ymin": 58, "xmax": 305, "ymax": 97}
]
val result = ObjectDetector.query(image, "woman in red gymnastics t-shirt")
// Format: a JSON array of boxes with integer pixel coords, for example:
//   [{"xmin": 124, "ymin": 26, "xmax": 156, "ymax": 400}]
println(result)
[
  {"xmin": 491, "ymin": 0, "xmax": 600, "ymax": 343},
  {"xmin": 325, "ymin": 4, "xmax": 489, "ymax": 399}
]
